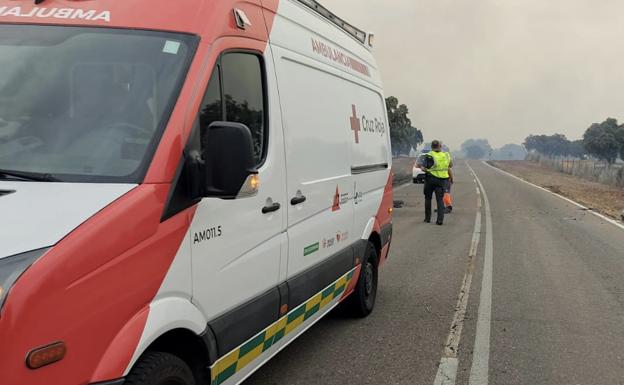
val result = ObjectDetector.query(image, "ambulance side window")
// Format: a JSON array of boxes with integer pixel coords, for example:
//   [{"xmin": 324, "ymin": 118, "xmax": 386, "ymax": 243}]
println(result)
[
  {"xmin": 196, "ymin": 53, "xmax": 266, "ymax": 166},
  {"xmin": 221, "ymin": 53, "xmax": 266, "ymax": 166}
]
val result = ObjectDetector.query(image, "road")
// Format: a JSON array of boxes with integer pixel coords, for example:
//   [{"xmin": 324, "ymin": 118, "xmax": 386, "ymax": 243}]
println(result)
[{"xmin": 244, "ymin": 161, "xmax": 624, "ymax": 385}]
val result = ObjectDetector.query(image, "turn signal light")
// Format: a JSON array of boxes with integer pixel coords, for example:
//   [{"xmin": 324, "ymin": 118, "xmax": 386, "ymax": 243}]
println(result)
[
  {"xmin": 26, "ymin": 342, "xmax": 66, "ymax": 369},
  {"xmin": 250, "ymin": 174, "xmax": 260, "ymax": 190}
]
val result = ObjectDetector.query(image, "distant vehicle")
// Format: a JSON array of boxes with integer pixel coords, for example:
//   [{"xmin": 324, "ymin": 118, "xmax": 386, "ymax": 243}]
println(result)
[
  {"xmin": 413, "ymin": 156, "xmax": 426, "ymax": 183},
  {"xmin": 413, "ymin": 149, "xmax": 431, "ymax": 184},
  {"xmin": 0, "ymin": 1, "xmax": 393, "ymax": 385}
]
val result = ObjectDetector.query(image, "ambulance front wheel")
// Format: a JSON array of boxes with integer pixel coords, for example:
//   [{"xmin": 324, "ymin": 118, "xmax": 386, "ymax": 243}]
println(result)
[
  {"xmin": 345, "ymin": 241, "xmax": 378, "ymax": 318},
  {"xmin": 125, "ymin": 351, "xmax": 196, "ymax": 385}
]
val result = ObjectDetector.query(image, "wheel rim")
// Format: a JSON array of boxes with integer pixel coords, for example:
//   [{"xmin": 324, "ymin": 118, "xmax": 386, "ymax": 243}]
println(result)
[{"xmin": 364, "ymin": 262, "xmax": 374, "ymax": 296}]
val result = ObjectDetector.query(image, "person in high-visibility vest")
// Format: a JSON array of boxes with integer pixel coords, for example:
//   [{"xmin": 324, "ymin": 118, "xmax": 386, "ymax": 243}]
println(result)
[{"xmin": 421, "ymin": 140, "xmax": 453, "ymax": 225}]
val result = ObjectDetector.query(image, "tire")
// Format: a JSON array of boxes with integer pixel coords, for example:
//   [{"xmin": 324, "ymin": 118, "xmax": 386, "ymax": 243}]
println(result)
[
  {"xmin": 413, "ymin": 178, "xmax": 418, "ymax": 184},
  {"xmin": 125, "ymin": 352, "xmax": 196, "ymax": 385},
  {"xmin": 344, "ymin": 242, "xmax": 378, "ymax": 318}
]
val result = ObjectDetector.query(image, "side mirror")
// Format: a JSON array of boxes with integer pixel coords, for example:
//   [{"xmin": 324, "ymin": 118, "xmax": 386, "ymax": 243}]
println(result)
[{"xmin": 200, "ymin": 121, "xmax": 258, "ymax": 198}]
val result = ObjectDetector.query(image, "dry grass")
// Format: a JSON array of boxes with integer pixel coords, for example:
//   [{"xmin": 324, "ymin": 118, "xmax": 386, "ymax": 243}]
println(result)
[
  {"xmin": 490, "ymin": 160, "xmax": 624, "ymax": 221},
  {"xmin": 526, "ymin": 154, "xmax": 624, "ymax": 188}
]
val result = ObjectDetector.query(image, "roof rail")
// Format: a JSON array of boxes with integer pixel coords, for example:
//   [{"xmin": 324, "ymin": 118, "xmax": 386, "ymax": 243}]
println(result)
[{"xmin": 296, "ymin": 0, "xmax": 367, "ymax": 44}]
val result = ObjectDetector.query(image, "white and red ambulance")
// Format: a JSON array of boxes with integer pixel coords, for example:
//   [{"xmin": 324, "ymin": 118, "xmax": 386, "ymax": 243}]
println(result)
[{"xmin": 0, "ymin": 1, "xmax": 393, "ymax": 384}]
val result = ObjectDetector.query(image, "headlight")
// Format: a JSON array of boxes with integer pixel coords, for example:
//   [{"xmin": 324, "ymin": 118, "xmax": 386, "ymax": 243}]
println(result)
[{"xmin": 0, "ymin": 248, "xmax": 48, "ymax": 312}]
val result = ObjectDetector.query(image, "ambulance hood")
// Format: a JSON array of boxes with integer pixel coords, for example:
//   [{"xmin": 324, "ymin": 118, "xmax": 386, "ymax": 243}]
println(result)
[{"xmin": 0, "ymin": 181, "xmax": 136, "ymax": 259}]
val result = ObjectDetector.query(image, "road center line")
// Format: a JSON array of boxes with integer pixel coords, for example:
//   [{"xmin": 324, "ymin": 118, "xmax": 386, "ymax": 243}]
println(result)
[
  {"xmin": 433, "ymin": 167, "xmax": 483, "ymax": 385},
  {"xmin": 467, "ymin": 163, "xmax": 494, "ymax": 385}
]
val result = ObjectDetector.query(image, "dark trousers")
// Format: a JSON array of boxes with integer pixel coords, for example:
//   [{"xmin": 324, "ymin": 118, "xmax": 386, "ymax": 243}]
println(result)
[{"xmin": 424, "ymin": 174, "xmax": 448, "ymax": 223}]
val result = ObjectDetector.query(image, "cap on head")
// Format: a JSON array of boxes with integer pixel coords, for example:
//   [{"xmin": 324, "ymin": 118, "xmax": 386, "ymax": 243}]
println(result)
[{"xmin": 431, "ymin": 140, "xmax": 442, "ymax": 150}]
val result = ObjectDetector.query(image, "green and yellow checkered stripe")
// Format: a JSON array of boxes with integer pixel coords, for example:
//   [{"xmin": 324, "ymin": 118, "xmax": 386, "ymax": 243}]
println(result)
[{"xmin": 210, "ymin": 268, "xmax": 356, "ymax": 385}]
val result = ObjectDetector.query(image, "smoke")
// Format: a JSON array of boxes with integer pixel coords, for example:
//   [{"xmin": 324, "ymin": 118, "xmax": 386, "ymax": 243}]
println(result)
[{"xmin": 321, "ymin": 0, "xmax": 624, "ymax": 150}]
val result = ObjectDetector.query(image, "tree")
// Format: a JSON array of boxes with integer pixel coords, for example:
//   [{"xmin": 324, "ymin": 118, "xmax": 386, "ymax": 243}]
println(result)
[
  {"xmin": 583, "ymin": 118, "xmax": 621, "ymax": 164},
  {"xmin": 523, "ymin": 133, "xmax": 590, "ymax": 158},
  {"xmin": 465, "ymin": 145, "xmax": 486, "ymax": 159},
  {"xmin": 461, "ymin": 139, "xmax": 492, "ymax": 159},
  {"xmin": 617, "ymin": 127, "xmax": 624, "ymax": 161},
  {"xmin": 524, "ymin": 134, "xmax": 572, "ymax": 157},
  {"xmin": 386, "ymin": 96, "xmax": 423, "ymax": 156},
  {"xmin": 491, "ymin": 144, "xmax": 527, "ymax": 160},
  {"xmin": 568, "ymin": 140, "xmax": 586, "ymax": 159}
]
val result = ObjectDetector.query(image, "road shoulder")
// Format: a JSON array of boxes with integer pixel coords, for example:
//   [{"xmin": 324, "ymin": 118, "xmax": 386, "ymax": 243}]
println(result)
[{"xmin": 488, "ymin": 160, "xmax": 624, "ymax": 226}]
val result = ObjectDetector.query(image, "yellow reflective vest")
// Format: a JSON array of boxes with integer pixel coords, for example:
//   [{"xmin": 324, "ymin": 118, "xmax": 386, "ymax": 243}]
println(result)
[{"xmin": 427, "ymin": 151, "xmax": 452, "ymax": 179}]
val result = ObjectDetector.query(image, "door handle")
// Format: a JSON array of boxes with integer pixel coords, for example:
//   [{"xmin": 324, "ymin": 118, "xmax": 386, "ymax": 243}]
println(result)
[
  {"xmin": 291, "ymin": 195, "xmax": 307, "ymax": 206},
  {"xmin": 262, "ymin": 202, "xmax": 281, "ymax": 214}
]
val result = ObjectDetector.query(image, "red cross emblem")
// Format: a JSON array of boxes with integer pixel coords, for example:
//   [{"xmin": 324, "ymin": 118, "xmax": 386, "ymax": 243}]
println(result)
[
  {"xmin": 332, "ymin": 186, "xmax": 341, "ymax": 212},
  {"xmin": 350, "ymin": 104, "xmax": 361, "ymax": 144}
]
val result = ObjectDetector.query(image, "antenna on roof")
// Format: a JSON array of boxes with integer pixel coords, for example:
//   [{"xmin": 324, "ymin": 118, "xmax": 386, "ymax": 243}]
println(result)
[{"xmin": 296, "ymin": 0, "xmax": 367, "ymax": 44}]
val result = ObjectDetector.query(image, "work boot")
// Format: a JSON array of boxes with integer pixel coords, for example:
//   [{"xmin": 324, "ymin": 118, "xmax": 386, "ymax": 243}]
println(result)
[
  {"xmin": 424, "ymin": 218, "xmax": 431, "ymax": 223},
  {"xmin": 445, "ymin": 206, "xmax": 453, "ymax": 214},
  {"xmin": 436, "ymin": 221, "xmax": 443, "ymax": 226}
]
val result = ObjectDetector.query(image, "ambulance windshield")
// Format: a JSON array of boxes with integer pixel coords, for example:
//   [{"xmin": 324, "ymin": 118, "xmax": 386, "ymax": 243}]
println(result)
[{"xmin": 0, "ymin": 25, "xmax": 197, "ymax": 183}]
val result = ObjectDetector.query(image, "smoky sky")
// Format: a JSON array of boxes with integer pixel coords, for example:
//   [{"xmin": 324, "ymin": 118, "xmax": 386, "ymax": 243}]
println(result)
[{"xmin": 321, "ymin": 0, "xmax": 624, "ymax": 150}]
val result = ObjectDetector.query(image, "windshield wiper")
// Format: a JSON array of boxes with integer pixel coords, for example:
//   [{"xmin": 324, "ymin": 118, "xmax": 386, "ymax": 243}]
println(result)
[{"xmin": 0, "ymin": 169, "xmax": 61, "ymax": 182}]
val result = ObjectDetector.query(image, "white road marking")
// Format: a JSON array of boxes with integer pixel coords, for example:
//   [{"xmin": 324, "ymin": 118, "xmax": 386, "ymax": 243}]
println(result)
[
  {"xmin": 484, "ymin": 161, "xmax": 624, "ymax": 231},
  {"xmin": 467, "ymin": 163, "xmax": 494, "ymax": 385},
  {"xmin": 433, "ymin": 169, "xmax": 483, "ymax": 385},
  {"xmin": 433, "ymin": 357, "xmax": 459, "ymax": 385}
]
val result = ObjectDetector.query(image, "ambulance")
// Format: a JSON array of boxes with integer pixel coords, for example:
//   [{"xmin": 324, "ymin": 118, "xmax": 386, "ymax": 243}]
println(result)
[{"xmin": 0, "ymin": 0, "xmax": 393, "ymax": 384}]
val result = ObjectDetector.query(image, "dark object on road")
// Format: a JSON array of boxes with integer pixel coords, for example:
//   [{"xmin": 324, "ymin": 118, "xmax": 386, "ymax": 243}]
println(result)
[{"xmin": 393, "ymin": 200, "xmax": 405, "ymax": 208}]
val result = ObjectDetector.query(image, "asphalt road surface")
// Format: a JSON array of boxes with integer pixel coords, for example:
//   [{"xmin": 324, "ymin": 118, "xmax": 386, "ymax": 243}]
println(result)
[{"xmin": 244, "ymin": 161, "xmax": 624, "ymax": 385}]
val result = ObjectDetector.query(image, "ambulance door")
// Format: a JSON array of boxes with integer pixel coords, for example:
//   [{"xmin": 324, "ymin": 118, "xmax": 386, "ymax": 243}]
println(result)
[
  {"xmin": 189, "ymin": 47, "xmax": 287, "ymax": 355},
  {"xmin": 273, "ymin": 46, "xmax": 355, "ymax": 309}
]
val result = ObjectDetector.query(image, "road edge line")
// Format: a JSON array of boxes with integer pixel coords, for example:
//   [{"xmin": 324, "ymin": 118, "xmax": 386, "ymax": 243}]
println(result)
[{"xmin": 484, "ymin": 161, "xmax": 624, "ymax": 231}]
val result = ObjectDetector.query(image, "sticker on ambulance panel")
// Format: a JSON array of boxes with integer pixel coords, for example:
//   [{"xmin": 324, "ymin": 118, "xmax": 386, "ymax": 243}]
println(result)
[
  {"xmin": 304, "ymin": 242, "xmax": 320, "ymax": 256},
  {"xmin": 162, "ymin": 41, "xmax": 181, "ymax": 55}
]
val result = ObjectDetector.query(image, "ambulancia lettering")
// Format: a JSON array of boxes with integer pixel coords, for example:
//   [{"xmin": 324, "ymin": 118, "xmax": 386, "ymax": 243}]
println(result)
[{"xmin": 0, "ymin": 7, "xmax": 111, "ymax": 22}]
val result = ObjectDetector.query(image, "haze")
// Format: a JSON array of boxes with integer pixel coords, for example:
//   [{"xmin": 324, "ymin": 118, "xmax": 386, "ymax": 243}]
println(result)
[{"xmin": 322, "ymin": 0, "xmax": 624, "ymax": 151}]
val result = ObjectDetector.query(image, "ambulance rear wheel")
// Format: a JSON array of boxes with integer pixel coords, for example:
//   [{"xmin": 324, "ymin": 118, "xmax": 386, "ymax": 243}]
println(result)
[
  {"xmin": 125, "ymin": 351, "xmax": 196, "ymax": 385},
  {"xmin": 345, "ymin": 242, "xmax": 378, "ymax": 318}
]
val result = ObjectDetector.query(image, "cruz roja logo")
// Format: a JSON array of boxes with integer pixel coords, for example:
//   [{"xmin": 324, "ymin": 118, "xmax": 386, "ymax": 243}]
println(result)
[{"xmin": 349, "ymin": 104, "xmax": 386, "ymax": 144}]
